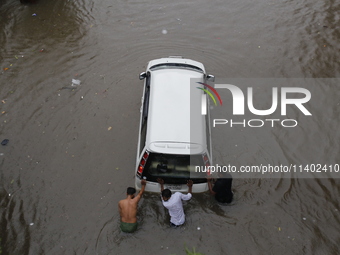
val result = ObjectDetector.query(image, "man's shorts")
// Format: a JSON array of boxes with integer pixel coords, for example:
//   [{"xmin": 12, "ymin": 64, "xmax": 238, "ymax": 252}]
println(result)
[{"xmin": 120, "ymin": 221, "xmax": 138, "ymax": 233}]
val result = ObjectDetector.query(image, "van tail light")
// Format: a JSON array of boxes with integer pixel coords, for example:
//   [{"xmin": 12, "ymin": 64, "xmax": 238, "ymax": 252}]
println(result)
[
  {"xmin": 202, "ymin": 153, "xmax": 211, "ymax": 176},
  {"xmin": 203, "ymin": 155, "xmax": 209, "ymax": 162},
  {"xmin": 136, "ymin": 151, "xmax": 150, "ymax": 178}
]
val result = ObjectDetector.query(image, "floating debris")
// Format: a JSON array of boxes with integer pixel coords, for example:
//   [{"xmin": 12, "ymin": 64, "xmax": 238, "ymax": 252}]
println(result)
[
  {"xmin": 59, "ymin": 79, "xmax": 81, "ymax": 91},
  {"xmin": 1, "ymin": 139, "xmax": 9, "ymax": 146},
  {"xmin": 162, "ymin": 29, "xmax": 168, "ymax": 34},
  {"xmin": 72, "ymin": 79, "xmax": 81, "ymax": 86}
]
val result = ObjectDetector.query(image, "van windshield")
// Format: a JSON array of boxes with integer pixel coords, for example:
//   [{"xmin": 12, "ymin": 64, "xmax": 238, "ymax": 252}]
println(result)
[
  {"xmin": 149, "ymin": 63, "xmax": 204, "ymax": 73},
  {"xmin": 142, "ymin": 152, "xmax": 207, "ymax": 184}
]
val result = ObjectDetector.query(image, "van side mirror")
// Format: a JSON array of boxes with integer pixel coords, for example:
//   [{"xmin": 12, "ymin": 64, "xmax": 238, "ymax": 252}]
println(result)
[
  {"xmin": 206, "ymin": 74, "xmax": 215, "ymax": 82},
  {"xmin": 139, "ymin": 72, "xmax": 146, "ymax": 80}
]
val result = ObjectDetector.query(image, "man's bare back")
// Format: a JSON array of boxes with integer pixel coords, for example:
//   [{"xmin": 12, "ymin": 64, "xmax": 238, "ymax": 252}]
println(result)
[{"xmin": 119, "ymin": 197, "xmax": 139, "ymax": 223}]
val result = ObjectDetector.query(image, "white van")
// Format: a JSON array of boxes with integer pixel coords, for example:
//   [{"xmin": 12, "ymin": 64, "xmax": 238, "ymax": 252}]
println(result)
[{"xmin": 134, "ymin": 57, "xmax": 214, "ymax": 193}]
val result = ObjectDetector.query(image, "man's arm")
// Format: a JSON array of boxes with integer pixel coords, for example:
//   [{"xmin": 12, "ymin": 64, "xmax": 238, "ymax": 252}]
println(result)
[
  {"xmin": 187, "ymin": 180, "xmax": 193, "ymax": 194},
  {"xmin": 179, "ymin": 180, "xmax": 193, "ymax": 201},
  {"xmin": 207, "ymin": 177, "xmax": 216, "ymax": 195},
  {"xmin": 157, "ymin": 178, "xmax": 164, "ymax": 192},
  {"xmin": 135, "ymin": 179, "xmax": 147, "ymax": 202},
  {"xmin": 118, "ymin": 201, "xmax": 122, "ymax": 217}
]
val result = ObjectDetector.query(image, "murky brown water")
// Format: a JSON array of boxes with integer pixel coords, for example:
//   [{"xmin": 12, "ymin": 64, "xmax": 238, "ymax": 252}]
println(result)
[{"xmin": 1, "ymin": 0, "xmax": 339, "ymax": 254}]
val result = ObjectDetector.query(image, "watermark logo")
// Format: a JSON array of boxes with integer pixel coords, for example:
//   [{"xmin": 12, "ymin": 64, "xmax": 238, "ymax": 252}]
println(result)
[
  {"xmin": 196, "ymin": 82, "xmax": 222, "ymax": 115},
  {"xmin": 196, "ymin": 80, "xmax": 312, "ymax": 127},
  {"xmin": 214, "ymin": 84, "xmax": 311, "ymax": 116}
]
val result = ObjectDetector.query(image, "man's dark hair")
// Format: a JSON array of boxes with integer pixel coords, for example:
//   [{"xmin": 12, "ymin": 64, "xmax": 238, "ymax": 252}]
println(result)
[
  {"xmin": 219, "ymin": 172, "xmax": 232, "ymax": 179},
  {"xmin": 162, "ymin": 188, "xmax": 172, "ymax": 198},
  {"xmin": 127, "ymin": 187, "xmax": 136, "ymax": 195}
]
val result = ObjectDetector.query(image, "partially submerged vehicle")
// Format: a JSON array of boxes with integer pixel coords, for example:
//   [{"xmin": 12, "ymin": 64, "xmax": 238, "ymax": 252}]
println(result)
[{"xmin": 135, "ymin": 56, "xmax": 215, "ymax": 193}]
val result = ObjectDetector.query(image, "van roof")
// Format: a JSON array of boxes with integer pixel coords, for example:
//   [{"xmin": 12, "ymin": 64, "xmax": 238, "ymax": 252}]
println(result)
[{"xmin": 145, "ymin": 67, "xmax": 207, "ymax": 154}]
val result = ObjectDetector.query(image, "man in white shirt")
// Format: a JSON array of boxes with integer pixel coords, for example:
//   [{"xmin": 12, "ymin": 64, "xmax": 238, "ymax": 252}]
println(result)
[{"xmin": 157, "ymin": 178, "xmax": 193, "ymax": 227}]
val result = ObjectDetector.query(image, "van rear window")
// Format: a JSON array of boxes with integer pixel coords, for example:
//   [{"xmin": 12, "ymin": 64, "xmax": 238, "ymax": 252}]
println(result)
[{"xmin": 142, "ymin": 152, "xmax": 207, "ymax": 183}]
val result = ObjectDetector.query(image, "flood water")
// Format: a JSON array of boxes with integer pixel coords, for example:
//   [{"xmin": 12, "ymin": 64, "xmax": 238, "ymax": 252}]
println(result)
[{"xmin": 0, "ymin": 0, "xmax": 339, "ymax": 254}]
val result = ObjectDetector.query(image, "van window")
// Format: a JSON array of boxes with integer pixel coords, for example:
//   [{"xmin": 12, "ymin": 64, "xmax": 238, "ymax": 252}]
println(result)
[
  {"xmin": 139, "ymin": 73, "xmax": 150, "ymax": 154},
  {"xmin": 142, "ymin": 152, "xmax": 206, "ymax": 183},
  {"xmin": 205, "ymin": 115, "xmax": 211, "ymax": 155}
]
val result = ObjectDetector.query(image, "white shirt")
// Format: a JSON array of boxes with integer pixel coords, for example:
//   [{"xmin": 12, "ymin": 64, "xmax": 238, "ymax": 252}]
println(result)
[{"xmin": 161, "ymin": 192, "xmax": 192, "ymax": 226}]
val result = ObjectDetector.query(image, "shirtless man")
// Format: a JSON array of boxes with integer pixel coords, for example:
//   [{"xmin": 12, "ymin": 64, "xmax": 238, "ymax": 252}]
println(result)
[{"xmin": 118, "ymin": 179, "xmax": 146, "ymax": 233}]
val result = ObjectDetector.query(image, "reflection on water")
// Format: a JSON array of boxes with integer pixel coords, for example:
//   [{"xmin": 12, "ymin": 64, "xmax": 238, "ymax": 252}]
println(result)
[{"xmin": 0, "ymin": 0, "xmax": 339, "ymax": 254}]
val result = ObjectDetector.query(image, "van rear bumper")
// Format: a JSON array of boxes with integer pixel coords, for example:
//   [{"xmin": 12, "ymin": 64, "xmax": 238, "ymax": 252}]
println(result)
[{"xmin": 135, "ymin": 179, "xmax": 208, "ymax": 193}]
